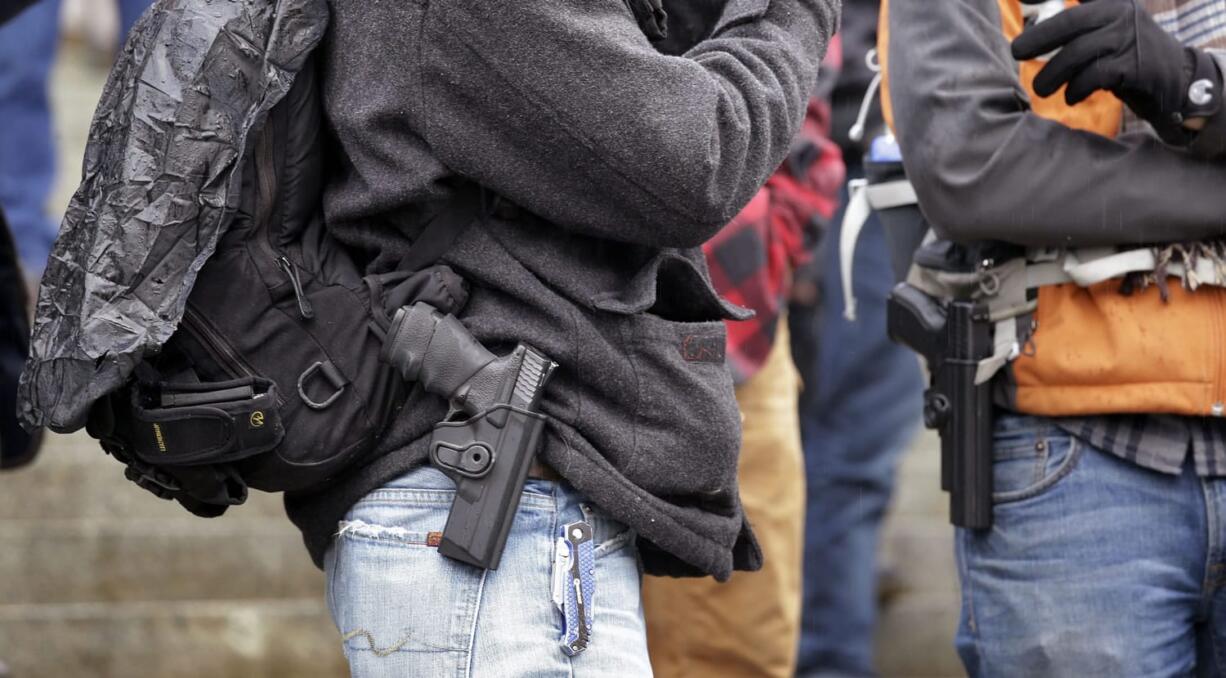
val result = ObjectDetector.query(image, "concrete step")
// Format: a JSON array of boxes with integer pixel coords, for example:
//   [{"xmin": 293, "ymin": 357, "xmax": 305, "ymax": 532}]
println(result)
[
  {"xmin": 0, "ymin": 598, "xmax": 347, "ymax": 678},
  {"xmin": 0, "ymin": 433, "xmax": 292, "ymax": 521},
  {"xmin": 875, "ymin": 592, "xmax": 965, "ymax": 678},
  {"xmin": 879, "ymin": 519, "xmax": 958, "ymax": 596},
  {"xmin": 0, "ymin": 518, "xmax": 323, "ymax": 604},
  {"xmin": 0, "ymin": 459, "xmax": 291, "ymax": 522}
]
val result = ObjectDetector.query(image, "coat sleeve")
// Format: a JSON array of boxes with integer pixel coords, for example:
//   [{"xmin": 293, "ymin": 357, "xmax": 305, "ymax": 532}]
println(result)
[
  {"xmin": 417, "ymin": 0, "xmax": 839, "ymax": 248},
  {"xmin": 888, "ymin": 0, "xmax": 1226, "ymax": 248}
]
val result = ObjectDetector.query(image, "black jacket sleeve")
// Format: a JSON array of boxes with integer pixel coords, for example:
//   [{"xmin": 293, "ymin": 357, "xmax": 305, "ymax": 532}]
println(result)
[{"xmin": 888, "ymin": 0, "xmax": 1226, "ymax": 247}]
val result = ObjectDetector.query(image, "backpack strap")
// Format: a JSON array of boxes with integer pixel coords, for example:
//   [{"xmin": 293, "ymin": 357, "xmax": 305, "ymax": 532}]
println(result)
[{"xmin": 398, "ymin": 186, "xmax": 485, "ymax": 273}]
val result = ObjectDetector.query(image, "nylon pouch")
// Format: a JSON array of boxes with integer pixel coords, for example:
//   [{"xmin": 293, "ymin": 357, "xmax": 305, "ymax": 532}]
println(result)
[{"xmin": 127, "ymin": 378, "xmax": 284, "ymax": 467}]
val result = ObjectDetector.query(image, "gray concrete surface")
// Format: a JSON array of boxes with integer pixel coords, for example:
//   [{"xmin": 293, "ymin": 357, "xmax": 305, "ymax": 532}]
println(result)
[{"xmin": 0, "ymin": 38, "xmax": 964, "ymax": 678}]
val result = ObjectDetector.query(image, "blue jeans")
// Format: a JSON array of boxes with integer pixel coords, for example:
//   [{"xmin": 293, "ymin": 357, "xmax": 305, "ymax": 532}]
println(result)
[
  {"xmin": 958, "ymin": 413, "xmax": 1226, "ymax": 677},
  {"xmin": 791, "ymin": 179, "xmax": 924, "ymax": 676},
  {"xmin": 0, "ymin": 0, "xmax": 149, "ymax": 275},
  {"xmin": 324, "ymin": 466, "xmax": 652, "ymax": 677}
]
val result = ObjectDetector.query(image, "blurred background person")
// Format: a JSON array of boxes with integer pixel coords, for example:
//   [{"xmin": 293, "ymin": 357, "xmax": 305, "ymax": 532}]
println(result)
[
  {"xmin": 0, "ymin": 0, "xmax": 149, "ymax": 277},
  {"xmin": 789, "ymin": 1, "xmax": 926, "ymax": 676}
]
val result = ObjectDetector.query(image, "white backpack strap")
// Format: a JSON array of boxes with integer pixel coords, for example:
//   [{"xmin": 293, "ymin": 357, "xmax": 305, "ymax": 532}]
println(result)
[
  {"xmin": 848, "ymin": 49, "xmax": 883, "ymax": 144},
  {"xmin": 839, "ymin": 179, "xmax": 872, "ymax": 321},
  {"xmin": 1024, "ymin": 260, "xmax": 1073, "ymax": 288},
  {"xmin": 1062, "ymin": 248, "xmax": 1157, "ymax": 287},
  {"xmin": 970, "ymin": 249, "xmax": 1154, "ymax": 384},
  {"xmin": 974, "ymin": 258, "xmax": 1031, "ymax": 384},
  {"xmin": 1063, "ymin": 247, "xmax": 1226, "ymax": 289},
  {"xmin": 840, "ymin": 178, "xmax": 920, "ymax": 321},
  {"xmin": 975, "ymin": 317, "xmax": 1018, "ymax": 385},
  {"xmin": 865, "ymin": 180, "xmax": 918, "ymax": 210}
]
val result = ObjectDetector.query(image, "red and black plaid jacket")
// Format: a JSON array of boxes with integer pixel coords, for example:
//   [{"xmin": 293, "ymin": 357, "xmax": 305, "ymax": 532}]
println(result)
[{"xmin": 704, "ymin": 45, "xmax": 845, "ymax": 383}]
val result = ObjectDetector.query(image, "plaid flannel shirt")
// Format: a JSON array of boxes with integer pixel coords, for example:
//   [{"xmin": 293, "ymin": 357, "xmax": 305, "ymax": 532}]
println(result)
[{"xmin": 703, "ymin": 95, "xmax": 845, "ymax": 383}]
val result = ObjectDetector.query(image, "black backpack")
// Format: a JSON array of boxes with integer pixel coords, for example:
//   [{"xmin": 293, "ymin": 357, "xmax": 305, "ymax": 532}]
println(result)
[{"xmin": 86, "ymin": 58, "xmax": 472, "ymax": 516}]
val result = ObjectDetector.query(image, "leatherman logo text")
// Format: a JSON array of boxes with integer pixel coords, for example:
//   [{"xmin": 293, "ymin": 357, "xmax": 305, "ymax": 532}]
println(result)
[{"xmin": 152, "ymin": 423, "xmax": 167, "ymax": 453}]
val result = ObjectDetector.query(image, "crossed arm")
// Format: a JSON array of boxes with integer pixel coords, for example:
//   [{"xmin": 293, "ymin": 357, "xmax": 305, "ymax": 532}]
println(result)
[{"xmin": 888, "ymin": 0, "xmax": 1226, "ymax": 247}]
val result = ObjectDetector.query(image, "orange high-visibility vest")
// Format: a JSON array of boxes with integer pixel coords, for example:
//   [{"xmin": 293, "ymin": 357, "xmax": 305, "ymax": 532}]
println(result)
[{"xmin": 880, "ymin": 0, "xmax": 1226, "ymax": 417}]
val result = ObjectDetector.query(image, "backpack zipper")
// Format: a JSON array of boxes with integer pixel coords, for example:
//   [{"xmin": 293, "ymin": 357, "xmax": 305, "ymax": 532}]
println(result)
[
  {"xmin": 276, "ymin": 256, "xmax": 315, "ymax": 319},
  {"xmin": 181, "ymin": 307, "xmax": 259, "ymax": 380},
  {"xmin": 254, "ymin": 118, "xmax": 315, "ymax": 322},
  {"xmin": 179, "ymin": 307, "xmax": 286, "ymax": 408}
]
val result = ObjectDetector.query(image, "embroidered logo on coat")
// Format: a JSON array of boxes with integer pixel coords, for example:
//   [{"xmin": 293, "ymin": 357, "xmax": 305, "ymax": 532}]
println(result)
[{"xmin": 680, "ymin": 334, "xmax": 725, "ymax": 363}]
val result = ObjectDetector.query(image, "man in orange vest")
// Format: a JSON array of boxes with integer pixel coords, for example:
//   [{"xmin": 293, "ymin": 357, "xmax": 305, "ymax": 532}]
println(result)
[{"xmin": 885, "ymin": 0, "xmax": 1226, "ymax": 673}]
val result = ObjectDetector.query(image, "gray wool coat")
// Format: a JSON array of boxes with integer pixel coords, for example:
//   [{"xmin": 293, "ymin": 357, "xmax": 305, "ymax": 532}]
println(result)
[{"xmin": 285, "ymin": 0, "xmax": 839, "ymax": 580}]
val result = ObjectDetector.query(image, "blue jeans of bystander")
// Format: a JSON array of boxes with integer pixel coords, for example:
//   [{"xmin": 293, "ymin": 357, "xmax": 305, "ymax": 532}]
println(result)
[
  {"xmin": 0, "ymin": 0, "xmax": 150, "ymax": 275},
  {"xmin": 324, "ymin": 465, "xmax": 652, "ymax": 677},
  {"xmin": 791, "ymin": 178, "xmax": 924, "ymax": 677}
]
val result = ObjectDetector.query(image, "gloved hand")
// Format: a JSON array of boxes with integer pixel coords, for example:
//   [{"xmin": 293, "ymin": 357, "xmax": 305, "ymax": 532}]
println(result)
[{"xmin": 1012, "ymin": 0, "xmax": 1223, "ymax": 144}]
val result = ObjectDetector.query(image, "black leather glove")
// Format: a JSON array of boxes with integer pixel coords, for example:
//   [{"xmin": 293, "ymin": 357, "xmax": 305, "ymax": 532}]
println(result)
[{"xmin": 1013, "ymin": 0, "xmax": 1223, "ymax": 144}]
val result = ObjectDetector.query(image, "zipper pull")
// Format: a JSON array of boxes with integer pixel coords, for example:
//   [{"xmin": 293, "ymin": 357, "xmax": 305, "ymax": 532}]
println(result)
[{"xmin": 276, "ymin": 256, "xmax": 315, "ymax": 319}]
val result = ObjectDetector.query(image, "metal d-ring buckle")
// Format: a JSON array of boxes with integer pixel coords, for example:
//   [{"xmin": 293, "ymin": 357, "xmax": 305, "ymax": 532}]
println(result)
[{"xmin": 297, "ymin": 360, "xmax": 347, "ymax": 410}]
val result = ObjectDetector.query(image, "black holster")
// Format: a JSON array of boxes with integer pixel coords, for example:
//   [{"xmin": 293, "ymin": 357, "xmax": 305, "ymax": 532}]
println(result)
[{"xmin": 887, "ymin": 284, "xmax": 994, "ymax": 529}]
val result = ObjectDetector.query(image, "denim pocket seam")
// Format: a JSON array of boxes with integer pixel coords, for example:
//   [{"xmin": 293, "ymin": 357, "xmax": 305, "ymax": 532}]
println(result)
[
  {"xmin": 992, "ymin": 430, "xmax": 1065, "ymax": 459},
  {"xmin": 992, "ymin": 436, "xmax": 1083, "ymax": 505},
  {"xmin": 992, "ymin": 444, "xmax": 1042, "ymax": 462}
]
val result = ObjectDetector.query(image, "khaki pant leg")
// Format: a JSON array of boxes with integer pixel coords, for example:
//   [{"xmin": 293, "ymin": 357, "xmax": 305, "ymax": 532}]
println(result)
[{"xmin": 642, "ymin": 321, "xmax": 807, "ymax": 678}]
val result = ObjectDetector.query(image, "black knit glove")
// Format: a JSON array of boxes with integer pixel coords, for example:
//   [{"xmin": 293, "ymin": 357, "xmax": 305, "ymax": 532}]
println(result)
[{"xmin": 1013, "ymin": 0, "xmax": 1223, "ymax": 144}]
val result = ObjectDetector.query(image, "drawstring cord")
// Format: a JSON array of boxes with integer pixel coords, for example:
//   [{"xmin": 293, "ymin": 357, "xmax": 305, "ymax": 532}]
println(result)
[
  {"xmin": 842, "ymin": 49, "xmax": 884, "ymax": 320},
  {"xmin": 848, "ymin": 49, "xmax": 882, "ymax": 144}
]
